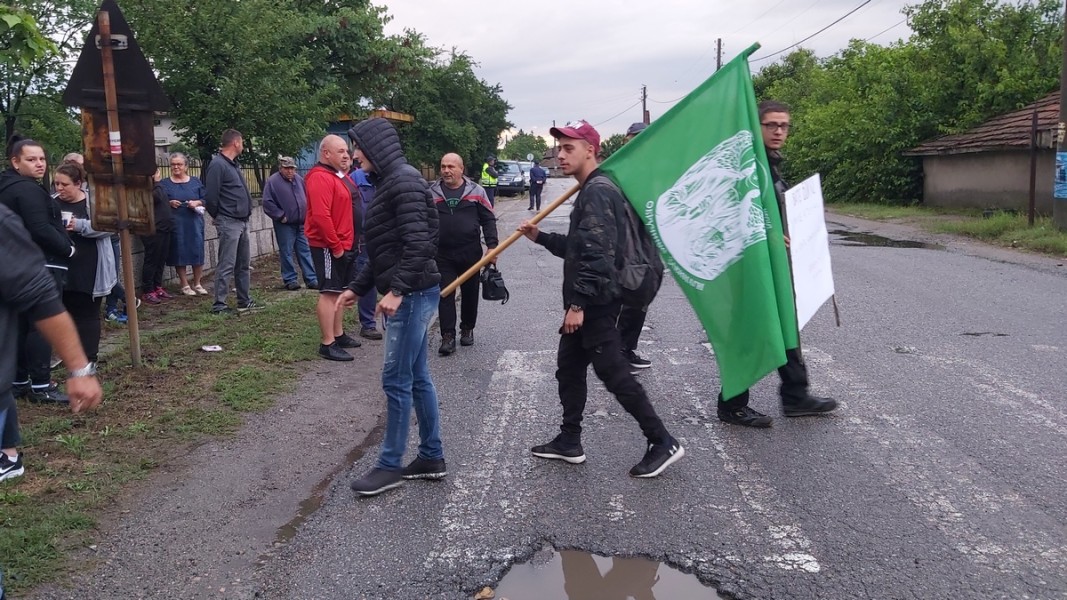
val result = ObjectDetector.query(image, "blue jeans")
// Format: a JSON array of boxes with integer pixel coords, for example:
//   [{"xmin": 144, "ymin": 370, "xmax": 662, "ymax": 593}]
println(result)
[
  {"xmin": 356, "ymin": 252, "xmax": 377, "ymax": 329},
  {"xmin": 378, "ymin": 285, "xmax": 442, "ymax": 471},
  {"xmin": 273, "ymin": 220, "xmax": 317, "ymax": 286}
]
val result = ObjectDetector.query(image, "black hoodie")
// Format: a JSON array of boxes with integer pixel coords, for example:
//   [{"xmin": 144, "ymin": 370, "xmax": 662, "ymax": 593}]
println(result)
[
  {"xmin": 0, "ymin": 168, "xmax": 74, "ymax": 269},
  {"xmin": 346, "ymin": 118, "xmax": 440, "ymax": 297}
]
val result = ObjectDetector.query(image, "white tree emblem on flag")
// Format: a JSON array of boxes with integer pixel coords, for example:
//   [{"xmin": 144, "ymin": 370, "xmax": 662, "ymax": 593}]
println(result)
[{"xmin": 654, "ymin": 130, "xmax": 767, "ymax": 281}]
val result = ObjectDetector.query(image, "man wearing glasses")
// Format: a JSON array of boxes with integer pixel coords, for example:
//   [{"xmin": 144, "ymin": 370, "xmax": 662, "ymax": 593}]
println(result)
[
  {"xmin": 716, "ymin": 100, "xmax": 838, "ymax": 428},
  {"xmin": 262, "ymin": 156, "xmax": 318, "ymax": 291}
]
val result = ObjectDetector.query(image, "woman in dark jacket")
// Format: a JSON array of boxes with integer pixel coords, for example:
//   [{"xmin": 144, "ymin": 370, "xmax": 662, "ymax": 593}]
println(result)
[
  {"xmin": 0, "ymin": 138, "xmax": 75, "ymax": 403},
  {"xmin": 140, "ymin": 169, "xmax": 175, "ymax": 304}
]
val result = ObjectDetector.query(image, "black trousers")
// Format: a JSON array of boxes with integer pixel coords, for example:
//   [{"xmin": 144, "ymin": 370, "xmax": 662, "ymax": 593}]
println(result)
[
  {"xmin": 616, "ymin": 305, "xmax": 648, "ymax": 353},
  {"xmin": 15, "ymin": 314, "xmax": 52, "ymax": 386},
  {"xmin": 437, "ymin": 247, "xmax": 481, "ymax": 337},
  {"xmin": 485, "ymin": 186, "xmax": 496, "ymax": 207},
  {"xmin": 0, "ymin": 389, "xmax": 21, "ymax": 448},
  {"xmin": 556, "ymin": 306, "xmax": 669, "ymax": 446},
  {"xmin": 529, "ymin": 185, "xmax": 543, "ymax": 210},
  {"xmin": 140, "ymin": 231, "xmax": 171, "ymax": 291},
  {"xmin": 62, "ymin": 292, "xmax": 102, "ymax": 363},
  {"xmin": 719, "ymin": 347, "xmax": 810, "ymax": 409}
]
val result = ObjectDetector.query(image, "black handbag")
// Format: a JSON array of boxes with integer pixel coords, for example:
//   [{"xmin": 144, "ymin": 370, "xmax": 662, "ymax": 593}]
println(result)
[{"xmin": 480, "ymin": 264, "xmax": 509, "ymax": 304}]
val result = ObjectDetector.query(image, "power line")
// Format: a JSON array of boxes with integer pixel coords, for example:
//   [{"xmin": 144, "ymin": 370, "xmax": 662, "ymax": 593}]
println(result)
[
  {"xmin": 751, "ymin": 0, "xmax": 875, "ymax": 63},
  {"xmin": 593, "ymin": 100, "xmax": 642, "ymax": 127},
  {"xmin": 864, "ymin": 17, "xmax": 907, "ymax": 42},
  {"xmin": 649, "ymin": 93, "xmax": 687, "ymax": 104},
  {"xmin": 728, "ymin": 0, "xmax": 791, "ymax": 35}
]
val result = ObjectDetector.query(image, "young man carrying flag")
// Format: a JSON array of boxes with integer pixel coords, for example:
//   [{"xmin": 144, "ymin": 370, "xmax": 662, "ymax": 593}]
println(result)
[
  {"xmin": 597, "ymin": 45, "xmax": 837, "ymax": 429},
  {"xmin": 518, "ymin": 119, "xmax": 684, "ymax": 479}
]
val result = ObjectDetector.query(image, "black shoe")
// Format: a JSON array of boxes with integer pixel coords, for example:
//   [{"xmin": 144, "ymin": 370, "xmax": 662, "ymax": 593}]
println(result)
[
  {"xmin": 718, "ymin": 406, "xmax": 772, "ymax": 428},
  {"xmin": 28, "ymin": 383, "xmax": 69, "ymax": 405},
  {"xmin": 626, "ymin": 350, "xmax": 652, "ymax": 369},
  {"xmin": 212, "ymin": 306, "xmax": 237, "ymax": 316},
  {"xmin": 531, "ymin": 437, "xmax": 586, "ymax": 464},
  {"xmin": 237, "ymin": 299, "xmax": 265, "ymax": 313},
  {"xmin": 629, "ymin": 436, "xmax": 685, "ymax": 478},
  {"xmin": 305, "ymin": 281, "xmax": 319, "ymax": 290},
  {"xmin": 319, "ymin": 342, "xmax": 354, "ymax": 362},
  {"xmin": 0, "ymin": 451, "xmax": 24, "ymax": 482},
  {"xmin": 360, "ymin": 327, "xmax": 383, "ymax": 340},
  {"xmin": 782, "ymin": 394, "xmax": 838, "ymax": 417},
  {"xmin": 460, "ymin": 329, "xmax": 474, "ymax": 347},
  {"xmin": 335, "ymin": 333, "xmax": 362, "ymax": 348},
  {"xmin": 284, "ymin": 282, "xmax": 300, "ymax": 291},
  {"xmin": 12, "ymin": 382, "xmax": 30, "ymax": 400},
  {"xmin": 350, "ymin": 467, "xmax": 403, "ymax": 496},
  {"xmin": 528, "ymin": 206, "xmax": 534, "ymax": 210},
  {"xmin": 402, "ymin": 456, "xmax": 448, "ymax": 480},
  {"xmin": 439, "ymin": 334, "xmax": 456, "ymax": 356}
]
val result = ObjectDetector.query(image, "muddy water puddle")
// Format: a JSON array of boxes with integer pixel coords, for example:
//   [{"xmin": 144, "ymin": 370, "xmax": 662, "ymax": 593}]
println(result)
[
  {"xmin": 830, "ymin": 229, "xmax": 944, "ymax": 250},
  {"xmin": 493, "ymin": 548, "xmax": 721, "ymax": 600}
]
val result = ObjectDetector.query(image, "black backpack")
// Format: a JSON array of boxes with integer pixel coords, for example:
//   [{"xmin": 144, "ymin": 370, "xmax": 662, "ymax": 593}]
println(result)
[
  {"xmin": 616, "ymin": 199, "xmax": 665, "ymax": 309},
  {"xmin": 480, "ymin": 264, "xmax": 509, "ymax": 304}
]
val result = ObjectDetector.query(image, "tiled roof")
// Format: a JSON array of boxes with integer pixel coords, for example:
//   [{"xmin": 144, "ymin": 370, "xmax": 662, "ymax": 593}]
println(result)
[{"xmin": 905, "ymin": 92, "xmax": 1060, "ymax": 156}]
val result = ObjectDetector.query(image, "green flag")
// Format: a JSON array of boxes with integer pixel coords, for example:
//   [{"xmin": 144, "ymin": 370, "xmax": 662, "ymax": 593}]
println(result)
[{"xmin": 599, "ymin": 44, "xmax": 799, "ymax": 400}]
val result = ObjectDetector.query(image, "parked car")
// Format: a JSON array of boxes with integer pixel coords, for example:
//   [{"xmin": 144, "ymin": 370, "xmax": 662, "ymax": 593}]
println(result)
[
  {"xmin": 495, "ymin": 160, "xmax": 526, "ymax": 196},
  {"xmin": 518, "ymin": 161, "xmax": 533, "ymax": 189}
]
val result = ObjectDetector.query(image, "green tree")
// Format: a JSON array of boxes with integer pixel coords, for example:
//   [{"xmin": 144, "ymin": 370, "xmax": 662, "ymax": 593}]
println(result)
[
  {"xmin": 598, "ymin": 133, "xmax": 626, "ymax": 160},
  {"xmin": 500, "ymin": 129, "xmax": 548, "ymax": 161},
  {"xmin": 13, "ymin": 93, "xmax": 80, "ymax": 160},
  {"xmin": 0, "ymin": 0, "xmax": 94, "ymax": 146}
]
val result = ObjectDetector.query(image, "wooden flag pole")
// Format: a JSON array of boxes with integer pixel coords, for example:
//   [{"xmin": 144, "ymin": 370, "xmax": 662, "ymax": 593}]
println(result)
[{"xmin": 441, "ymin": 183, "xmax": 580, "ymax": 297}]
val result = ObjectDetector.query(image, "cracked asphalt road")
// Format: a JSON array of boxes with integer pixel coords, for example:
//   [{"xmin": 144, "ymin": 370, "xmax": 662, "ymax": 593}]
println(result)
[{"xmin": 31, "ymin": 178, "xmax": 1067, "ymax": 599}]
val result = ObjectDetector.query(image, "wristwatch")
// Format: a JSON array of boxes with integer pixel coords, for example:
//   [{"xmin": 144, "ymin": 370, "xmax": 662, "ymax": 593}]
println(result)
[
  {"xmin": 68, "ymin": 362, "xmax": 97, "ymax": 378},
  {"xmin": 568, "ymin": 304, "xmax": 584, "ymax": 313}
]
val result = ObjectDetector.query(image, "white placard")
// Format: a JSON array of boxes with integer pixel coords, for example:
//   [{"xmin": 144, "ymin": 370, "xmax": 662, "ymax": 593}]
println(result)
[{"xmin": 783, "ymin": 173, "xmax": 835, "ymax": 330}]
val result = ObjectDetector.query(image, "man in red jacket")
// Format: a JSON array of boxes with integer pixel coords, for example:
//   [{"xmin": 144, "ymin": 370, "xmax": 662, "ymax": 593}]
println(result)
[{"xmin": 304, "ymin": 135, "xmax": 361, "ymax": 361}]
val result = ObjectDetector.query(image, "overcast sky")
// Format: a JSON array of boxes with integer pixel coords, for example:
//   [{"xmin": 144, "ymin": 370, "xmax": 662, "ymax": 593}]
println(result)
[{"xmin": 378, "ymin": 0, "xmax": 915, "ymax": 141}]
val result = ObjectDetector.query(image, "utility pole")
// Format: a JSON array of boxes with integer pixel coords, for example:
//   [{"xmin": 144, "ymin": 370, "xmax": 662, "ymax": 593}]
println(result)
[
  {"xmin": 716, "ymin": 38, "xmax": 723, "ymax": 71},
  {"xmin": 642, "ymin": 85, "xmax": 650, "ymax": 124},
  {"xmin": 1055, "ymin": 0, "xmax": 1067, "ymax": 230}
]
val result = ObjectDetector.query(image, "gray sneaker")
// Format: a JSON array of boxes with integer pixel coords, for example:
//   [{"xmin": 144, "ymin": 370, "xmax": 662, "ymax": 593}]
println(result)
[
  {"xmin": 237, "ymin": 299, "xmax": 265, "ymax": 313},
  {"xmin": 350, "ymin": 468, "xmax": 403, "ymax": 497}
]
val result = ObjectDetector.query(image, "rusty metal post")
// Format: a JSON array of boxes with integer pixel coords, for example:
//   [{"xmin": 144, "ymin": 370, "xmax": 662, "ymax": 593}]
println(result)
[
  {"xmin": 1029, "ymin": 108, "xmax": 1038, "ymax": 227},
  {"xmin": 99, "ymin": 10, "xmax": 141, "ymax": 367}
]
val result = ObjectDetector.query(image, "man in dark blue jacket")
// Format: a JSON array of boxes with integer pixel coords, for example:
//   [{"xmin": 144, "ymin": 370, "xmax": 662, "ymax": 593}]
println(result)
[
  {"xmin": 339, "ymin": 117, "xmax": 444, "ymax": 497},
  {"xmin": 262, "ymin": 156, "xmax": 317, "ymax": 290},
  {"xmin": 205, "ymin": 129, "xmax": 260, "ymax": 315},
  {"xmin": 349, "ymin": 167, "xmax": 381, "ymax": 339},
  {"xmin": 528, "ymin": 161, "xmax": 547, "ymax": 211}
]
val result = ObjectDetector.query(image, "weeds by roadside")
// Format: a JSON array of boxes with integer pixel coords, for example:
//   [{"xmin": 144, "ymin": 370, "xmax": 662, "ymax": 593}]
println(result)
[
  {"xmin": 830, "ymin": 203, "xmax": 1067, "ymax": 257},
  {"xmin": 0, "ymin": 258, "xmax": 324, "ymax": 593}
]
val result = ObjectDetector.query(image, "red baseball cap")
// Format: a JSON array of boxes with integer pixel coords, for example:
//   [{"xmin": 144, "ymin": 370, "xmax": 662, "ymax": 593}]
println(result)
[{"xmin": 550, "ymin": 120, "xmax": 601, "ymax": 155}]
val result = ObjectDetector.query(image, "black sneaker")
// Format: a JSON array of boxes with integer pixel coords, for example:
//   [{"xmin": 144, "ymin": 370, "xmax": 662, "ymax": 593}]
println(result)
[
  {"xmin": 350, "ymin": 467, "xmax": 403, "ymax": 496},
  {"xmin": 629, "ymin": 437, "xmax": 685, "ymax": 478},
  {"xmin": 626, "ymin": 350, "xmax": 652, "ymax": 369},
  {"xmin": 402, "ymin": 456, "xmax": 448, "ymax": 480},
  {"xmin": 319, "ymin": 342, "xmax": 354, "ymax": 362},
  {"xmin": 0, "ymin": 452, "xmax": 24, "ymax": 482},
  {"xmin": 531, "ymin": 437, "xmax": 586, "ymax": 464},
  {"xmin": 211, "ymin": 306, "xmax": 237, "ymax": 316},
  {"xmin": 782, "ymin": 394, "xmax": 838, "ymax": 417},
  {"xmin": 283, "ymin": 282, "xmax": 300, "ymax": 291},
  {"xmin": 360, "ymin": 327, "xmax": 383, "ymax": 340},
  {"xmin": 718, "ymin": 406, "xmax": 772, "ymax": 428},
  {"xmin": 237, "ymin": 299, "xmax": 265, "ymax": 313},
  {"xmin": 460, "ymin": 329, "xmax": 474, "ymax": 347},
  {"xmin": 335, "ymin": 333, "xmax": 362, "ymax": 348},
  {"xmin": 12, "ymin": 382, "xmax": 30, "ymax": 399},
  {"xmin": 305, "ymin": 281, "xmax": 319, "ymax": 290},
  {"xmin": 28, "ymin": 383, "xmax": 69, "ymax": 405},
  {"xmin": 438, "ymin": 334, "xmax": 456, "ymax": 356}
]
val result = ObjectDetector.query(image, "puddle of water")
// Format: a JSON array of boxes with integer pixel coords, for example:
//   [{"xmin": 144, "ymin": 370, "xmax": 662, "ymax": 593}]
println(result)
[
  {"xmin": 960, "ymin": 332, "xmax": 1009, "ymax": 337},
  {"xmin": 493, "ymin": 548, "xmax": 722, "ymax": 600},
  {"xmin": 829, "ymin": 230, "xmax": 943, "ymax": 250}
]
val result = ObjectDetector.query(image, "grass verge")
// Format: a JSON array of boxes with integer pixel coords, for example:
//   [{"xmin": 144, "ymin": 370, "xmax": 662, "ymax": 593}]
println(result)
[
  {"xmin": 0, "ymin": 257, "xmax": 324, "ymax": 593},
  {"xmin": 829, "ymin": 203, "xmax": 1067, "ymax": 257}
]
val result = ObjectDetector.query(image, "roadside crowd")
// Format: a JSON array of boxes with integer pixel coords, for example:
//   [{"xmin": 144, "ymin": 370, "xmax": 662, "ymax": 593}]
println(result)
[{"xmin": 0, "ymin": 102, "xmax": 836, "ymax": 507}]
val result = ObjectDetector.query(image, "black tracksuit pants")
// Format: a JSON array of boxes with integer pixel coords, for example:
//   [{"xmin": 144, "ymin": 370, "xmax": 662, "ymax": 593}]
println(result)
[
  {"xmin": 140, "ymin": 231, "xmax": 171, "ymax": 292},
  {"xmin": 719, "ymin": 348, "xmax": 810, "ymax": 409},
  {"xmin": 556, "ymin": 304, "xmax": 669, "ymax": 446},
  {"xmin": 437, "ymin": 246, "xmax": 481, "ymax": 337}
]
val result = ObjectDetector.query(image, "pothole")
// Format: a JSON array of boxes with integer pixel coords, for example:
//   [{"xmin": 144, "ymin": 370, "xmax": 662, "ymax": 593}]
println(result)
[
  {"xmin": 491, "ymin": 547, "xmax": 722, "ymax": 599},
  {"xmin": 830, "ymin": 230, "xmax": 944, "ymax": 250}
]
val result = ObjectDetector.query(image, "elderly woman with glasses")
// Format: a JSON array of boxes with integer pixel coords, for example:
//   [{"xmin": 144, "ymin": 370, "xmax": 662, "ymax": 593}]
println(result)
[{"xmin": 161, "ymin": 152, "xmax": 208, "ymax": 296}]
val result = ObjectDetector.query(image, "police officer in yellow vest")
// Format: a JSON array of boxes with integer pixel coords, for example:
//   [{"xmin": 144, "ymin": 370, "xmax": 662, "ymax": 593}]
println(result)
[{"xmin": 480, "ymin": 155, "xmax": 499, "ymax": 207}]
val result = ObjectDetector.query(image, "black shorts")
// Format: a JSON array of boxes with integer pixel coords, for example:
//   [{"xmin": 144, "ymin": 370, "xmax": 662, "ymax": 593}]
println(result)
[{"xmin": 311, "ymin": 247, "xmax": 355, "ymax": 294}]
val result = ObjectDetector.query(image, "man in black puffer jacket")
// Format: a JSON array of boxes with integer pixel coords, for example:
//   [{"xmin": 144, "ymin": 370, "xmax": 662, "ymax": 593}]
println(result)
[{"xmin": 339, "ymin": 117, "xmax": 444, "ymax": 497}]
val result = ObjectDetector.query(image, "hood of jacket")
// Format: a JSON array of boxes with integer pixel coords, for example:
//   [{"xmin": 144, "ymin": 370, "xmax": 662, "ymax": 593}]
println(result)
[{"xmin": 347, "ymin": 118, "xmax": 406, "ymax": 181}]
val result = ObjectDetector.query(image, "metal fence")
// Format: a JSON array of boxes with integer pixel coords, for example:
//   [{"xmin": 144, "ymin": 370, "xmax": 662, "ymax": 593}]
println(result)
[{"xmin": 157, "ymin": 162, "xmax": 269, "ymax": 198}]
